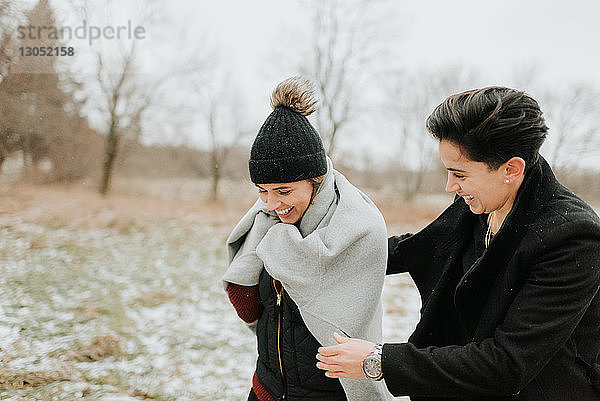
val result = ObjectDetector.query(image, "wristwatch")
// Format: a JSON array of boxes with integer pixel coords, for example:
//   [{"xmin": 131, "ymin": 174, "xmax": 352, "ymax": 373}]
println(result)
[{"xmin": 362, "ymin": 343, "xmax": 384, "ymax": 381}]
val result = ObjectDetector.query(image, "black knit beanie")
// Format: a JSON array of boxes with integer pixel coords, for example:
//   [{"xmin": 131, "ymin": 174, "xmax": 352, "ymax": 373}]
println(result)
[{"xmin": 249, "ymin": 77, "xmax": 327, "ymax": 184}]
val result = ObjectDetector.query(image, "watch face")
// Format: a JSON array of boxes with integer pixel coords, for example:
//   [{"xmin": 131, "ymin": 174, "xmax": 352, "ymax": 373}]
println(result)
[{"xmin": 364, "ymin": 356, "xmax": 381, "ymax": 378}]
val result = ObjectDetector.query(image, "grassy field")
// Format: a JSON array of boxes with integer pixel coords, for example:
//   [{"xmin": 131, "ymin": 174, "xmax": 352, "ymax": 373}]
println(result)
[{"xmin": 0, "ymin": 179, "xmax": 442, "ymax": 401}]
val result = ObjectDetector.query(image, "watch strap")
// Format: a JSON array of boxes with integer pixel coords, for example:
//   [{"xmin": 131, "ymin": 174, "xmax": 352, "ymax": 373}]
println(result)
[{"xmin": 363, "ymin": 343, "xmax": 384, "ymax": 381}]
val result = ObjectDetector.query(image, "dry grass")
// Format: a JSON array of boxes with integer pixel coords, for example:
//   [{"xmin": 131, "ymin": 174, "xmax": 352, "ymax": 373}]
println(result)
[
  {"xmin": 67, "ymin": 335, "xmax": 123, "ymax": 362},
  {"xmin": 0, "ymin": 179, "xmax": 444, "ymax": 234},
  {"xmin": 0, "ymin": 366, "xmax": 71, "ymax": 389},
  {"xmin": 2, "ymin": 179, "xmax": 594, "ymax": 241},
  {"xmin": 130, "ymin": 388, "xmax": 156, "ymax": 399},
  {"xmin": 376, "ymin": 195, "xmax": 448, "ymax": 233},
  {"xmin": 75, "ymin": 301, "xmax": 104, "ymax": 321},
  {"xmin": 0, "ymin": 180, "xmax": 256, "ymax": 232},
  {"xmin": 133, "ymin": 290, "xmax": 178, "ymax": 308}
]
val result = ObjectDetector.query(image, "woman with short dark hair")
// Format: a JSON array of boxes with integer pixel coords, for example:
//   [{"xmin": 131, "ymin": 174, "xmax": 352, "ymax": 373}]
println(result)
[{"xmin": 316, "ymin": 87, "xmax": 600, "ymax": 400}]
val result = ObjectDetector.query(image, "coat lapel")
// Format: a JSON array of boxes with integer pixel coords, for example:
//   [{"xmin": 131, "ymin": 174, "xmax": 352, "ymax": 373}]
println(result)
[{"xmin": 406, "ymin": 199, "xmax": 475, "ymax": 347}]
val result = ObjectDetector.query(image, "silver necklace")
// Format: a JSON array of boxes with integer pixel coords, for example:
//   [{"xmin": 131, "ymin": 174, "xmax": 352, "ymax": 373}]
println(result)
[{"xmin": 485, "ymin": 212, "xmax": 494, "ymax": 248}]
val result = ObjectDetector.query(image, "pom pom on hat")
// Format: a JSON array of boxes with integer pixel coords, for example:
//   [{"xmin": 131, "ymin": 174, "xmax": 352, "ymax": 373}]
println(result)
[{"xmin": 270, "ymin": 77, "xmax": 317, "ymax": 116}]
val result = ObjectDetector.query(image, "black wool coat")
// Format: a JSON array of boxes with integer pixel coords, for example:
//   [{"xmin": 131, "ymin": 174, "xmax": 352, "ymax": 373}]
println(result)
[{"xmin": 383, "ymin": 157, "xmax": 600, "ymax": 401}]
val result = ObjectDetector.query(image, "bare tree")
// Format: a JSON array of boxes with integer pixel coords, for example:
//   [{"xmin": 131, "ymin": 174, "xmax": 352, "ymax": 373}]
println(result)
[
  {"xmin": 94, "ymin": 42, "xmax": 153, "ymax": 195},
  {"xmin": 72, "ymin": 0, "xmax": 210, "ymax": 195},
  {"xmin": 539, "ymin": 85, "xmax": 600, "ymax": 173},
  {"xmin": 195, "ymin": 74, "xmax": 249, "ymax": 200},
  {"xmin": 508, "ymin": 63, "xmax": 600, "ymax": 175},
  {"xmin": 384, "ymin": 66, "xmax": 479, "ymax": 200},
  {"xmin": 74, "ymin": 0, "xmax": 158, "ymax": 196},
  {"xmin": 299, "ymin": 0, "xmax": 390, "ymax": 157}
]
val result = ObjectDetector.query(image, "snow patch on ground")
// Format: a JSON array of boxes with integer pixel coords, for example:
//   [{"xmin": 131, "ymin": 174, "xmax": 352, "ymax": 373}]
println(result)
[{"xmin": 0, "ymin": 216, "xmax": 418, "ymax": 400}]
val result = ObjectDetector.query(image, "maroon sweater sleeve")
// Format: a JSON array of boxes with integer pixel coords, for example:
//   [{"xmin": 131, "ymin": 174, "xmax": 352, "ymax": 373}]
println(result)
[
  {"xmin": 227, "ymin": 283, "xmax": 263, "ymax": 324},
  {"xmin": 253, "ymin": 371, "xmax": 276, "ymax": 401}
]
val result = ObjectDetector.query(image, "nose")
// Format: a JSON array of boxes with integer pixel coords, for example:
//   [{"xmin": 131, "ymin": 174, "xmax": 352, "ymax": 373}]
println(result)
[
  {"xmin": 445, "ymin": 173, "xmax": 460, "ymax": 193},
  {"xmin": 265, "ymin": 193, "xmax": 281, "ymax": 211}
]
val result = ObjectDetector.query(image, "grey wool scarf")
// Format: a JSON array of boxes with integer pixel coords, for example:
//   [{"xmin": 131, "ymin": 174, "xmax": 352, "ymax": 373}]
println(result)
[{"xmin": 223, "ymin": 158, "xmax": 392, "ymax": 401}]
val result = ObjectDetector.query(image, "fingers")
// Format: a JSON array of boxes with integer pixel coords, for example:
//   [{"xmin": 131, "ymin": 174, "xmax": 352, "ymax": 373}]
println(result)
[
  {"xmin": 316, "ymin": 333, "xmax": 376, "ymax": 380},
  {"xmin": 315, "ymin": 352, "xmax": 339, "ymax": 365},
  {"xmin": 317, "ymin": 345, "xmax": 341, "ymax": 357},
  {"xmin": 324, "ymin": 369, "xmax": 346, "ymax": 378},
  {"xmin": 315, "ymin": 344, "xmax": 353, "ymax": 378},
  {"xmin": 316, "ymin": 348, "xmax": 343, "ymax": 374},
  {"xmin": 333, "ymin": 332, "xmax": 349, "ymax": 344},
  {"xmin": 316, "ymin": 359, "xmax": 347, "ymax": 378},
  {"xmin": 317, "ymin": 359, "xmax": 363, "ymax": 379},
  {"xmin": 316, "ymin": 360, "xmax": 341, "ymax": 371},
  {"xmin": 318, "ymin": 333, "xmax": 349, "ymax": 356}
]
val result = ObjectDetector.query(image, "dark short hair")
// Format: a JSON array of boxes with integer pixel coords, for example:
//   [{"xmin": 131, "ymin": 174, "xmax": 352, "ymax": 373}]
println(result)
[{"xmin": 425, "ymin": 87, "xmax": 548, "ymax": 171}]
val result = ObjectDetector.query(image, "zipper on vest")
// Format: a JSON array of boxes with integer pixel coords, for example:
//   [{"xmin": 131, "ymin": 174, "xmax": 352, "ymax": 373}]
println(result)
[{"xmin": 273, "ymin": 279, "xmax": 286, "ymax": 400}]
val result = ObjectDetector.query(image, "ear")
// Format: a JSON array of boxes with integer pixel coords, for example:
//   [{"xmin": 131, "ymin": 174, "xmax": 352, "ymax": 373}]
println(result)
[{"xmin": 503, "ymin": 157, "xmax": 526, "ymax": 183}]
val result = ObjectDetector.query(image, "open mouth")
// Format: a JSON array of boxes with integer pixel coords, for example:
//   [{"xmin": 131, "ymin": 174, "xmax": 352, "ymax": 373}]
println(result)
[{"xmin": 276, "ymin": 206, "xmax": 294, "ymax": 217}]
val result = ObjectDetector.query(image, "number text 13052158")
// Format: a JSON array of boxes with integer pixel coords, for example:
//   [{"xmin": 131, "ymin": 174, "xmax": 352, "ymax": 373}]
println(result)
[{"xmin": 19, "ymin": 47, "xmax": 75, "ymax": 56}]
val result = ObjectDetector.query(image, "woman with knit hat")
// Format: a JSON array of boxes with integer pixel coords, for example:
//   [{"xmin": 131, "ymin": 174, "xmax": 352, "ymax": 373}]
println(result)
[{"xmin": 223, "ymin": 77, "xmax": 392, "ymax": 401}]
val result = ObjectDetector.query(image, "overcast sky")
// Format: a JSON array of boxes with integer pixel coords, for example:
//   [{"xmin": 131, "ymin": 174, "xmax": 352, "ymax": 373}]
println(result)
[
  {"xmin": 397, "ymin": 0, "xmax": 600, "ymax": 82},
  {"xmin": 45, "ymin": 0, "xmax": 600, "ymax": 104},
  {"xmin": 36, "ymin": 0, "xmax": 600, "ymax": 166},
  {"xmin": 182, "ymin": 0, "xmax": 600, "ymax": 166},
  {"xmin": 184, "ymin": 0, "xmax": 600, "ymax": 92}
]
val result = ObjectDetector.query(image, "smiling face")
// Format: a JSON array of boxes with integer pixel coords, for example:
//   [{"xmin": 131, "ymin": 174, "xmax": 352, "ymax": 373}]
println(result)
[
  {"xmin": 256, "ymin": 180, "xmax": 314, "ymax": 224},
  {"xmin": 439, "ymin": 140, "xmax": 518, "ymax": 216}
]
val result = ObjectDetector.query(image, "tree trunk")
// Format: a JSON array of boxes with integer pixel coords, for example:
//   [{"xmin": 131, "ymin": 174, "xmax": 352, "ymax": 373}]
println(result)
[
  {"xmin": 100, "ymin": 121, "xmax": 119, "ymax": 196},
  {"xmin": 210, "ymin": 149, "xmax": 220, "ymax": 201}
]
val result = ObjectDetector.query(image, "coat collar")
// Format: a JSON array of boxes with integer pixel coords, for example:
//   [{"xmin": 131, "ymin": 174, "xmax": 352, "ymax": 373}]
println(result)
[{"xmin": 494, "ymin": 155, "xmax": 560, "ymax": 234}]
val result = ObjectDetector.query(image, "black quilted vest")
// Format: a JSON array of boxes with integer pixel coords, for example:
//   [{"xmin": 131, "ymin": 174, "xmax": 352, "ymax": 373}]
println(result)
[{"xmin": 255, "ymin": 269, "xmax": 347, "ymax": 401}]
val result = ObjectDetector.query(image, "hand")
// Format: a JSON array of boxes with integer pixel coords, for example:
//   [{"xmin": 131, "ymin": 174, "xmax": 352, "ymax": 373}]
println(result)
[{"xmin": 316, "ymin": 332, "xmax": 375, "ymax": 379}]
